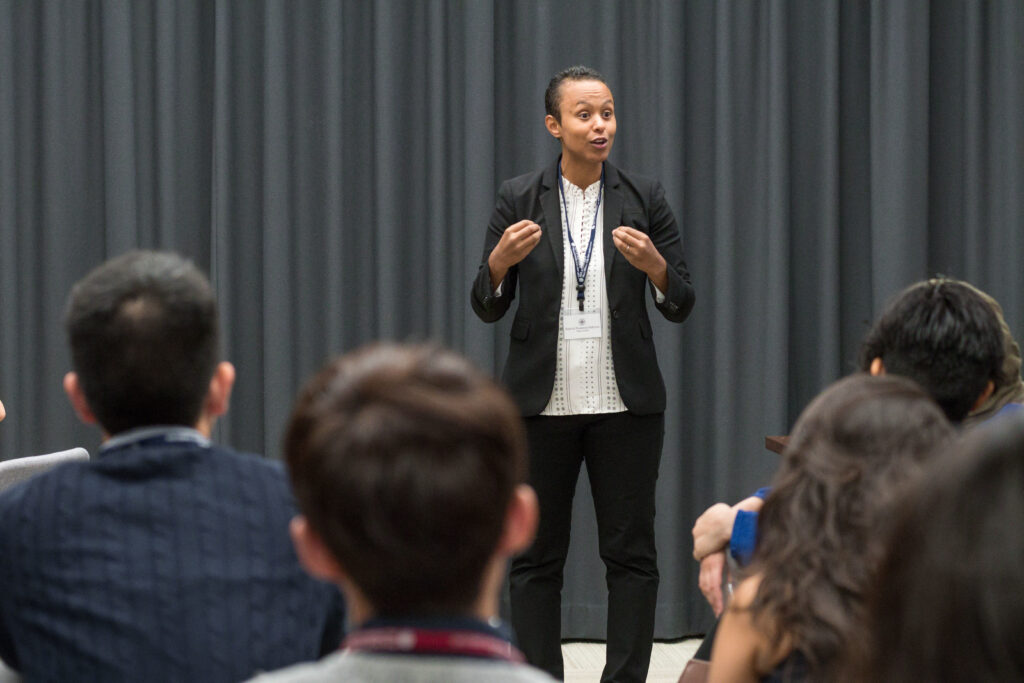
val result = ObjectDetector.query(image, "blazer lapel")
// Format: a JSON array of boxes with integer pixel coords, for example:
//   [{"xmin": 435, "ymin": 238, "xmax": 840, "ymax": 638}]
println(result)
[
  {"xmin": 541, "ymin": 162, "xmax": 563, "ymax": 279},
  {"xmin": 603, "ymin": 163, "xmax": 623, "ymax": 283}
]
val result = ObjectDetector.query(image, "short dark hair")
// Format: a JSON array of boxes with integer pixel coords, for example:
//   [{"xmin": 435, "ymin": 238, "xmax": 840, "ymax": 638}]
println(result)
[
  {"xmin": 544, "ymin": 65, "xmax": 606, "ymax": 121},
  {"xmin": 65, "ymin": 251, "xmax": 219, "ymax": 435},
  {"xmin": 751, "ymin": 373, "xmax": 953, "ymax": 679},
  {"xmin": 284, "ymin": 343, "xmax": 527, "ymax": 616},
  {"xmin": 852, "ymin": 413, "xmax": 1024, "ymax": 681},
  {"xmin": 859, "ymin": 278, "xmax": 1004, "ymax": 422}
]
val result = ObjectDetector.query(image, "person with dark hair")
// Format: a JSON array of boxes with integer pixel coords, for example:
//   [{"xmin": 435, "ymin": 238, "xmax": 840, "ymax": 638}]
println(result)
[
  {"xmin": 471, "ymin": 64, "xmax": 694, "ymax": 682},
  {"xmin": 706, "ymin": 374, "xmax": 954, "ymax": 682},
  {"xmin": 248, "ymin": 344, "xmax": 553, "ymax": 683},
  {"xmin": 692, "ymin": 277, "xmax": 1011, "ymax": 622},
  {"xmin": 0, "ymin": 251, "xmax": 344, "ymax": 682},
  {"xmin": 960, "ymin": 281, "xmax": 1024, "ymax": 424},
  {"xmin": 859, "ymin": 277, "xmax": 1004, "ymax": 422},
  {"xmin": 848, "ymin": 413, "xmax": 1024, "ymax": 682}
]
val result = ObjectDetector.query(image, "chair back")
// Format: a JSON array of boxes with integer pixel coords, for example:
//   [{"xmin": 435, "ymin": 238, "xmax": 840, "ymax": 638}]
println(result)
[
  {"xmin": 677, "ymin": 657, "xmax": 710, "ymax": 683},
  {"xmin": 0, "ymin": 448, "xmax": 90, "ymax": 492}
]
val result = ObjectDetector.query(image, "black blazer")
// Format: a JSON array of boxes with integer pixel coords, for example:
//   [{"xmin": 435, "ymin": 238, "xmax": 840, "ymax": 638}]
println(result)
[{"xmin": 471, "ymin": 158, "xmax": 695, "ymax": 415}]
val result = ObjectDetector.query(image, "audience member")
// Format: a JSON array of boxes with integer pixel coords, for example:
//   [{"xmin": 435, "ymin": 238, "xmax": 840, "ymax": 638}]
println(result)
[
  {"xmin": 249, "ymin": 344, "xmax": 555, "ymax": 682},
  {"xmin": 960, "ymin": 281, "xmax": 1024, "ymax": 424},
  {"xmin": 859, "ymin": 277, "xmax": 1004, "ymax": 422},
  {"xmin": 707, "ymin": 374, "xmax": 953, "ymax": 682},
  {"xmin": 847, "ymin": 413, "xmax": 1024, "ymax": 682},
  {"xmin": 693, "ymin": 277, "xmax": 1007, "ymax": 617},
  {"xmin": 0, "ymin": 251, "xmax": 344, "ymax": 682}
]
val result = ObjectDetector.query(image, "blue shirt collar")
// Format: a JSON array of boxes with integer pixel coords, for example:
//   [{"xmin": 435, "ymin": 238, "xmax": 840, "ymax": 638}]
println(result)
[{"xmin": 99, "ymin": 426, "xmax": 210, "ymax": 455}]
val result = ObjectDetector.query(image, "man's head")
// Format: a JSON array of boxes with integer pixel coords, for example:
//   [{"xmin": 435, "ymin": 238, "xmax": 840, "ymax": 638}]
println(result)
[
  {"xmin": 64, "ymin": 250, "xmax": 233, "ymax": 436},
  {"xmin": 284, "ymin": 344, "xmax": 537, "ymax": 620},
  {"xmin": 860, "ymin": 278, "xmax": 1004, "ymax": 422}
]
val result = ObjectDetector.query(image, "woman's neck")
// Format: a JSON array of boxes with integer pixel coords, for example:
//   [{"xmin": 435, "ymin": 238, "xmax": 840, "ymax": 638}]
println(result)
[{"xmin": 560, "ymin": 156, "xmax": 602, "ymax": 188}]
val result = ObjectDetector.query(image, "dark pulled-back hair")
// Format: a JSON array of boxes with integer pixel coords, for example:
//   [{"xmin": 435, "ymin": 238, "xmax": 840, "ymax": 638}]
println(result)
[
  {"xmin": 65, "ymin": 250, "xmax": 219, "ymax": 435},
  {"xmin": 848, "ymin": 414, "xmax": 1024, "ymax": 682},
  {"xmin": 749, "ymin": 374, "xmax": 954, "ymax": 680},
  {"xmin": 284, "ymin": 343, "xmax": 527, "ymax": 616},
  {"xmin": 859, "ymin": 278, "xmax": 1004, "ymax": 422},
  {"xmin": 544, "ymin": 65, "xmax": 606, "ymax": 121}
]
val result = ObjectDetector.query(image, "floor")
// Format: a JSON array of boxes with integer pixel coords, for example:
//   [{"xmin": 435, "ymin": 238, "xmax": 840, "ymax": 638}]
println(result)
[{"xmin": 563, "ymin": 638, "xmax": 702, "ymax": 682}]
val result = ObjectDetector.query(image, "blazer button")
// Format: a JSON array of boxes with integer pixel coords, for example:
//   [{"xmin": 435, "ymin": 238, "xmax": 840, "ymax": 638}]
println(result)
[{"xmin": 612, "ymin": 309, "xmax": 621, "ymax": 320}]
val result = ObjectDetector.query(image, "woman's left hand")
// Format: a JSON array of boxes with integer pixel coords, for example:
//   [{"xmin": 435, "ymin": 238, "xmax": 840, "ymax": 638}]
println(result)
[{"xmin": 613, "ymin": 226, "xmax": 668, "ymax": 291}]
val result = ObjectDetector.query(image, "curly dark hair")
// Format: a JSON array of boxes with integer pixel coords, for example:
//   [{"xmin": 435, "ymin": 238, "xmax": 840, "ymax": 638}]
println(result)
[{"xmin": 748, "ymin": 373, "xmax": 954, "ymax": 679}]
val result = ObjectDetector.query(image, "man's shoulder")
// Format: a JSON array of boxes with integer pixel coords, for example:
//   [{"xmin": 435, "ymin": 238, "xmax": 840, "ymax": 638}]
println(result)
[{"xmin": 246, "ymin": 651, "xmax": 557, "ymax": 683}]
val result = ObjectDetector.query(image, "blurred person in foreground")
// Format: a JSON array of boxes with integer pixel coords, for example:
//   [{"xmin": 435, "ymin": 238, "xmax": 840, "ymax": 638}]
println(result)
[
  {"xmin": 0, "ymin": 251, "xmax": 344, "ymax": 682},
  {"xmin": 250, "ymin": 344, "xmax": 555, "ymax": 683},
  {"xmin": 845, "ymin": 412, "xmax": 1024, "ymax": 682},
  {"xmin": 693, "ymin": 277, "xmax": 1009, "ymax": 619},
  {"xmin": 707, "ymin": 374, "xmax": 954, "ymax": 682}
]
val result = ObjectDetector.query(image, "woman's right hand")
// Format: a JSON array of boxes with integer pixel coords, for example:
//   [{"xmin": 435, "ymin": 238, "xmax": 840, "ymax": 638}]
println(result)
[{"xmin": 488, "ymin": 220, "xmax": 542, "ymax": 290}]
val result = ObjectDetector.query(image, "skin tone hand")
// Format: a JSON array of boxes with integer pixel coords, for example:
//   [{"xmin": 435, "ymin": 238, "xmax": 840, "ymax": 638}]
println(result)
[
  {"xmin": 699, "ymin": 551, "xmax": 727, "ymax": 617},
  {"xmin": 489, "ymin": 220, "xmax": 542, "ymax": 291},
  {"xmin": 692, "ymin": 503, "xmax": 737, "ymax": 561},
  {"xmin": 693, "ymin": 495, "xmax": 766, "ymax": 561},
  {"xmin": 612, "ymin": 226, "xmax": 668, "ymax": 293}
]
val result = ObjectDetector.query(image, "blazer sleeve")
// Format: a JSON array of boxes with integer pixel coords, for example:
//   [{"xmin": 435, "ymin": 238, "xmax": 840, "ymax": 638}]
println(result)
[
  {"xmin": 647, "ymin": 180, "xmax": 695, "ymax": 323},
  {"xmin": 470, "ymin": 181, "xmax": 520, "ymax": 323}
]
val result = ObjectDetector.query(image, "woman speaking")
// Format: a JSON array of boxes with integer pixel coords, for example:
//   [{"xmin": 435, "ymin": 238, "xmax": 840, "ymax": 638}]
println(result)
[{"xmin": 471, "ymin": 65, "xmax": 695, "ymax": 682}]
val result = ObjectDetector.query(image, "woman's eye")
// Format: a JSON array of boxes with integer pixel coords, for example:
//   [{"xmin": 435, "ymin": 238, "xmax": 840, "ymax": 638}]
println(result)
[{"xmin": 578, "ymin": 112, "xmax": 589, "ymax": 119}]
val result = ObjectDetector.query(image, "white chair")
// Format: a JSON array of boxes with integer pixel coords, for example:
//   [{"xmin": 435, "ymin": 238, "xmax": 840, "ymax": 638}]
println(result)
[
  {"xmin": 0, "ymin": 448, "xmax": 89, "ymax": 493},
  {"xmin": 0, "ymin": 657, "xmax": 21, "ymax": 682}
]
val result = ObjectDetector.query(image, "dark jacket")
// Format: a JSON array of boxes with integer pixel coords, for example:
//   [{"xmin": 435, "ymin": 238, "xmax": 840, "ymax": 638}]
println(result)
[{"xmin": 471, "ymin": 159, "xmax": 694, "ymax": 415}]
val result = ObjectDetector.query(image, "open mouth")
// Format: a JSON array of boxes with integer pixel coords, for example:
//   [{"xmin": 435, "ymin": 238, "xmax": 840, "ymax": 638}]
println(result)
[{"xmin": 591, "ymin": 138, "xmax": 608, "ymax": 148}]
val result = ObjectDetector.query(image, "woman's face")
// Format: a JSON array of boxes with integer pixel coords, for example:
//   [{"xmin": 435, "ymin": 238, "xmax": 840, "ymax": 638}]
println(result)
[{"xmin": 547, "ymin": 79, "xmax": 616, "ymax": 170}]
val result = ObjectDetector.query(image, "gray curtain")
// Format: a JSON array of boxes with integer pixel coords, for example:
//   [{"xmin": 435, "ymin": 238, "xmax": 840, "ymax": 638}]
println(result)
[{"xmin": 1, "ymin": 0, "xmax": 1022, "ymax": 639}]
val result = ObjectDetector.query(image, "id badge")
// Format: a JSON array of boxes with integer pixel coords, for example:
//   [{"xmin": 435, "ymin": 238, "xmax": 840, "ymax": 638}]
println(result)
[{"xmin": 563, "ymin": 311, "xmax": 602, "ymax": 339}]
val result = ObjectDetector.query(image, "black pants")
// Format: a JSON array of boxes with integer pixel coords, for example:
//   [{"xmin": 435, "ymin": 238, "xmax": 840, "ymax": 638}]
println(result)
[{"xmin": 510, "ymin": 412, "xmax": 663, "ymax": 683}]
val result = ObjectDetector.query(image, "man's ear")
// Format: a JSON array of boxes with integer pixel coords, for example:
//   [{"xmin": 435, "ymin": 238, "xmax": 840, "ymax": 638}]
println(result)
[
  {"xmin": 204, "ymin": 362, "xmax": 236, "ymax": 418},
  {"xmin": 869, "ymin": 357, "xmax": 886, "ymax": 376},
  {"xmin": 971, "ymin": 380, "xmax": 996, "ymax": 412},
  {"xmin": 290, "ymin": 516, "xmax": 346, "ymax": 583},
  {"xmin": 545, "ymin": 114, "xmax": 561, "ymax": 140},
  {"xmin": 497, "ymin": 484, "xmax": 539, "ymax": 558},
  {"xmin": 63, "ymin": 372, "xmax": 98, "ymax": 425}
]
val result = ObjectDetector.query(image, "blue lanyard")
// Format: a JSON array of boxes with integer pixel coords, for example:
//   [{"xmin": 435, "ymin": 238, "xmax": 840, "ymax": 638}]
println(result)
[{"xmin": 557, "ymin": 160, "xmax": 604, "ymax": 311}]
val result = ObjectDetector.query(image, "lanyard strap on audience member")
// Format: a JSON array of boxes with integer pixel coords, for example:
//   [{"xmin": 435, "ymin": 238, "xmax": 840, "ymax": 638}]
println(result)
[{"xmin": 343, "ymin": 627, "xmax": 526, "ymax": 663}]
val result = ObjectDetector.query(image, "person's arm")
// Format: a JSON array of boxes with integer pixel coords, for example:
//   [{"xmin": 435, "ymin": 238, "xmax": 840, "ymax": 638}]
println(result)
[
  {"xmin": 470, "ymin": 182, "xmax": 541, "ymax": 323},
  {"xmin": 613, "ymin": 180, "xmax": 694, "ymax": 323},
  {"xmin": 698, "ymin": 551, "xmax": 727, "ymax": 617},
  {"xmin": 708, "ymin": 575, "xmax": 786, "ymax": 683},
  {"xmin": 693, "ymin": 495, "xmax": 765, "ymax": 562}
]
